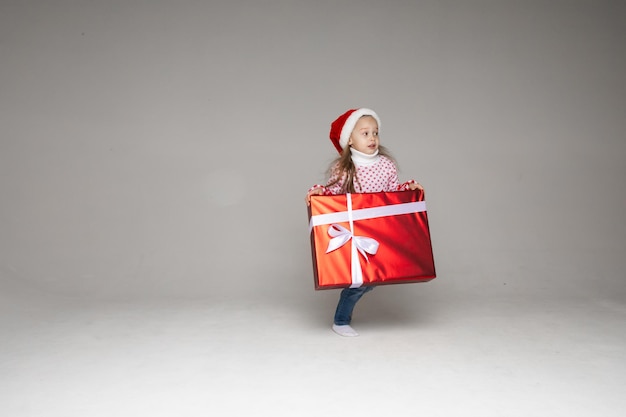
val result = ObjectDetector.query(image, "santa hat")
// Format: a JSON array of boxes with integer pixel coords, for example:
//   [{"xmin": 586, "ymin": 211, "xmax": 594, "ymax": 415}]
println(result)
[{"xmin": 329, "ymin": 108, "xmax": 381, "ymax": 154}]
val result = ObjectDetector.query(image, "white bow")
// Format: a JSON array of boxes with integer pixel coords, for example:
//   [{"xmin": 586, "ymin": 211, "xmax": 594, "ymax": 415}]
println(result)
[
  {"xmin": 326, "ymin": 223, "xmax": 379, "ymax": 261},
  {"xmin": 326, "ymin": 222, "xmax": 379, "ymax": 288}
]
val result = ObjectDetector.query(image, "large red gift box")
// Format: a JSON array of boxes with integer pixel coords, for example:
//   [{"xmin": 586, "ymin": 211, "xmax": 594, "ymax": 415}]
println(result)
[{"xmin": 308, "ymin": 190, "xmax": 436, "ymax": 290}]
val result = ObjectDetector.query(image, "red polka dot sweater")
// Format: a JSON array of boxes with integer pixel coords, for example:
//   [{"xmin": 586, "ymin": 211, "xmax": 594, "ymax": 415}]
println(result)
[{"xmin": 310, "ymin": 149, "xmax": 415, "ymax": 195}]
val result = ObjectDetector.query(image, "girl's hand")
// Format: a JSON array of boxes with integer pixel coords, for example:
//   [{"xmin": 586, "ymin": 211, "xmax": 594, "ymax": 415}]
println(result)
[
  {"xmin": 409, "ymin": 182, "xmax": 424, "ymax": 191},
  {"xmin": 305, "ymin": 187, "xmax": 324, "ymax": 206}
]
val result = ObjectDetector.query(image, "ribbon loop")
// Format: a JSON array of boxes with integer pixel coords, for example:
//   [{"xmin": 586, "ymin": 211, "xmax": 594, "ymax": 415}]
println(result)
[
  {"xmin": 354, "ymin": 236, "xmax": 379, "ymax": 261},
  {"xmin": 326, "ymin": 224, "xmax": 352, "ymax": 253}
]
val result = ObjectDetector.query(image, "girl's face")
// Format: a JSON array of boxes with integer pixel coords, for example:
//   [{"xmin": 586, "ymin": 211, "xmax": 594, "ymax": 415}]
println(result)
[{"xmin": 348, "ymin": 116, "xmax": 379, "ymax": 154}]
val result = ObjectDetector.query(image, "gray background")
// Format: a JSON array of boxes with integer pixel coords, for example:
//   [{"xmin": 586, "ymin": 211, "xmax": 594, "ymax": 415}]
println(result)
[
  {"xmin": 1, "ymin": 1, "xmax": 625, "ymax": 416},
  {"xmin": 2, "ymin": 0, "xmax": 624, "ymax": 303}
]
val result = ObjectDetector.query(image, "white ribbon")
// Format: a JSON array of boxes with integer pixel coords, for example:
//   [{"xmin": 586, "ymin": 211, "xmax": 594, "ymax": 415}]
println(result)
[
  {"xmin": 326, "ymin": 222, "xmax": 380, "ymax": 288},
  {"xmin": 327, "ymin": 193, "xmax": 378, "ymax": 288},
  {"xmin": 309, "ymin": 200, "xmax": 426, "ymax": 232},
  {"xmin": 326, "ymin": 224, "xmax": 379, "ymax": 261}
]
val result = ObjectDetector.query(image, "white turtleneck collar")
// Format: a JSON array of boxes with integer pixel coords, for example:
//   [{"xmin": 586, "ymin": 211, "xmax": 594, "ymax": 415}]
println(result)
[{"xmin": 350, "ymin": 147, "xmax": 380, "ymax": 167}]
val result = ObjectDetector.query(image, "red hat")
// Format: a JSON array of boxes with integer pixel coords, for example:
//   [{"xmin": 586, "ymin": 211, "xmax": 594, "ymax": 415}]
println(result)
[{"xmin": 329, "ymin": 108, "xmax": 381, "ymax": 154}]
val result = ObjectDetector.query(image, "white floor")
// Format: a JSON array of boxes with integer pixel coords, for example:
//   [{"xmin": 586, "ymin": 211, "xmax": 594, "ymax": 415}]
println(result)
[{"xmin": 2, "ymin": 283, "xmax": 625, "ymax": 417}]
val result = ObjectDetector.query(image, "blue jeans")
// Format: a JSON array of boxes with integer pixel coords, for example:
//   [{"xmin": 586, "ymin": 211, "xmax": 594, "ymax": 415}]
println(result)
[{"xmin": 333, "ymin": 286, "xmax": 374, "ymax": 325}]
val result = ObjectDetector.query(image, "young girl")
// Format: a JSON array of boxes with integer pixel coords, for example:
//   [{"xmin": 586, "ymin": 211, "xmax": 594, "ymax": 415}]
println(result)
[{"xmin": 305, "ymin": 108, "xmax": 423, "ymax": 337}]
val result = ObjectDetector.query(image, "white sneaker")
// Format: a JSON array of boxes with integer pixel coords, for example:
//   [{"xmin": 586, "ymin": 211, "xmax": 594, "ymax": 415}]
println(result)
[{"xmin": 332, "ymin": 324, "xmax": 359, "ymax": 337}]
